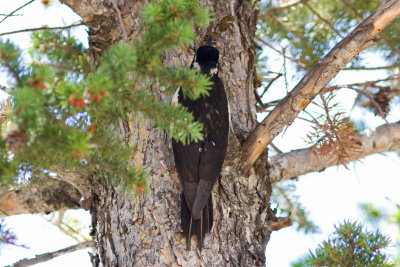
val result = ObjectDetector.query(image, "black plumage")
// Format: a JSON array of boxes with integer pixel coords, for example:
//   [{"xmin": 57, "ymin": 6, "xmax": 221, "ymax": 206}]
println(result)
[{"xmin": 172, "ymin": 44, "xmax": 229, "ymax": 250}]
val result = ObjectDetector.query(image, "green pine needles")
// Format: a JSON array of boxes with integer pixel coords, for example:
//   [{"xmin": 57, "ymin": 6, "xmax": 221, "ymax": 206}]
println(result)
[
  {"xmin": 293, "ymin": 221, "xmax": 394, "ymax": 267},
  {"xmin": 0, "ymin": 0, "xmax": 212, "ymax": 191}
]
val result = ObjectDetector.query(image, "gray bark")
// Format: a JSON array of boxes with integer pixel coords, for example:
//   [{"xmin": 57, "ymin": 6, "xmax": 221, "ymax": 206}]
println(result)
[
  {"xmin": 60, "ymin": 0, "xmax": 273, "ymax": 266},
  {"xmin": 243, "ymin": 0, "xmax": 400, "ymax": 171},
  {"xmin": 269, "ymin": 122, "xmax": 400, "ymax": 183},
  {"xmin": 11, "ymin": 241, "xmax": 94, "ymax": 267},
  {"xmin": 0, "ymin": 178, "xmax": 81, "ymax": 216}
]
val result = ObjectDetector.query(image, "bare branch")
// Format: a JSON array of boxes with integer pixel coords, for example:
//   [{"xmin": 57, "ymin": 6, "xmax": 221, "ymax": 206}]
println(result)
[
  {"xmin": 0, "ymin": 177, "xmax": 82, "ymax": 216},
  {"xmin": 347, "ymin": 87, "xmax": 389, "ymax": 119},
  {"xmin": 260, "ymin": 73, "xmax": 283, "ymax": 98},
  {"xmin": 0, "ymin": 0, "xmax": 36, "ymax": 24},
  {"xmin": 243, "ymin": 0, "xmax": 400, "ymax": 171},
  {"xmin": 269, "ymin": 216, "xmax": 292, "ymax": 231},
  {"xmin": 0, "ymin": 14, "xmax": 23, "ymax": 17},
  {"xmin": 341, "ymin": 0, "xmax": 400, "ymax": 57},
  {"xmin": 0, "ymin": 22, "xmax": 85, "ymax": 37},
  {"xmin": 11, "ymin": 241, "xmax": 94, "ymax": 267},
  {"xmin": 44, "ymin": 213, "xmax": 90, "ymax": 242},
  {"xmin": 109, "ymin": 0, "xmax": 128, "ymax": 40},
  {"xmin": 258, "ymin": 0, "xmax": 305, "ymax": 21},
  {"xmin": 269, "ymin": 122, "xmax": 400, "ymax": 183},
  {"xmin": 269, "ymin": 15, "xmax": 308, "ymax": 43},
  {"xmin": 344, "ymin": 64, "xmax": 400, "ymax": 71},
  {"xmin": 326, "ymin": 74, "xmax": 400, "ymax": 91},
  {"xmin": 256, "ymin": 36, "xmax": 307, "ymax": 67},
  {"xmin": 303, "ymin": 1, "xmax": 344, "ymax": 38}
]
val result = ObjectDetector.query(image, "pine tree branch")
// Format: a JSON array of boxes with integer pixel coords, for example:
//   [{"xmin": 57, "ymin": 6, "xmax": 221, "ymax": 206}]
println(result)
[
  {"xmin": 0, "ymin": 177, "xmax": 82, "ymax": 216},
  {"xmin": 10, "ymin": 241, "xmax": 94, "ymax": 267},
  {"xmin": 243, "ymin": 0, "xmax": 400, "ymax": 172},
  {"xmin": 268, "ymin": 122, "xmax": 400, "ymax": 183},
  {"xmin": 341, "ymin": 0, "xmax": 400, "ymax": 58},
  {"xmin": 0, "ymin": 22, "xmax": 85, "ymax": 37}
]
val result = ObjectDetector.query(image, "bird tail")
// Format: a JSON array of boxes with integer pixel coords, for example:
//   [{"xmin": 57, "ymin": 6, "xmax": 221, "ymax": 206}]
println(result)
[{"xmin": 181, "ymin": 193, "xmax": 213, "ymax": 250}]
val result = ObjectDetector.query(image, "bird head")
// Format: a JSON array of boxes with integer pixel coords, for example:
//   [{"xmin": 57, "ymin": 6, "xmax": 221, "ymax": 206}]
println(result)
[{"xmin": 191, "ymin": 45, "xmax": 219, "ymax": 75}]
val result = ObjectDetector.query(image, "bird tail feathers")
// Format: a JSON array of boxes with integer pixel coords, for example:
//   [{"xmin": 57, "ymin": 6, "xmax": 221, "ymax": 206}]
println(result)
[{"xmin": 181, "ymin": 193, "xmax": 213, "ymax": 250}]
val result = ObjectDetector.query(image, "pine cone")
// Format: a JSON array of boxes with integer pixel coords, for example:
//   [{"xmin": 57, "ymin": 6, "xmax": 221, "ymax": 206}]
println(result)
[{"xmin": 373, "ymin": 88, "xmax": 390, "ymax": 117}]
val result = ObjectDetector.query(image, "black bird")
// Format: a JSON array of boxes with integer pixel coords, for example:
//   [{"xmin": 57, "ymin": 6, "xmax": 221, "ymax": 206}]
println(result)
[{"xmin": 172, "ymin": 43, "xmax": 229, "ymax": 250}]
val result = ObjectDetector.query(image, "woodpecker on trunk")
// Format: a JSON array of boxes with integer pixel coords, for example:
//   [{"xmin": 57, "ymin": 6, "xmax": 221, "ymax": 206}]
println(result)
[{"xmin": 172, "ymin": 43, "xmax": 229, "ymax": 250}]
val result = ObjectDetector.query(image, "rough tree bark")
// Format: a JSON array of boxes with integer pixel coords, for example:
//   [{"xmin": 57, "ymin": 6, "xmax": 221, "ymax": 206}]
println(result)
[
  {"xmin": 243, "ymin": 0, "xmax": 400, "ymax": 171},
  {"xmin": 269, "ymin": 122, "xmax": 400, "ymax": 183},
  {"xmin": 3, "ymin": 1, "xmax": 400, "ymax": 265},
  {"xmin": 59, "ymin": 0, "xmax": 273, "ymax": 266},
  {"xmin": 0, "ymin": 178, "xmax": 81, "ymax": 216},
  {"xmin": 4, "ymin": 120, "xmax": 400, "ymax": 218}
]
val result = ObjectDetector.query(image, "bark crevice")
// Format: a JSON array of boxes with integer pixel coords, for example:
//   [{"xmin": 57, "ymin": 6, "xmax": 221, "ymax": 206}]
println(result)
[{"xmin": 61, "ymin": 0, "xmax": 271, "ymax": 265}]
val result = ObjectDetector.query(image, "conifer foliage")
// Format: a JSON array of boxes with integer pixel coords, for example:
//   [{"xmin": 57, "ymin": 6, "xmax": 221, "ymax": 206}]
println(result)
[
  {"xmin": 293, "ymin": 221, "xmax": 393, "ymax": 267},
  {"xmin": 0, "ymin": 0, "xmax": 211, "ymax": 190}
]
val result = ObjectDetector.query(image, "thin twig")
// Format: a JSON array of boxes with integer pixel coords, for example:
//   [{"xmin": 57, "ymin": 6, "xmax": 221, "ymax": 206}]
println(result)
[
  {"xmin": 347, "ymin": 87, "xmax": 390, "ymax": 122},
  {"xmin": 258, "ymin": 0, "xmax": 305, "ymax": 21},
  {"xmin": 344, "ymin": 65, "xmax": 399, "ymax": 71},
  {"xmin": 255, "ymin": 73, "xmax": 282, "ymax": 109},
  {"xmin": 243, "ymin": 0, "xmax": 400, "ymax": 171},
  {"xmin": 0, "ymin": 14, "xmax": 23, "ymax": 17},
  {"xmin": 0, "ymin": 22, "xmax": 85, "ymax": 37},
  {"xmin": 269, "ymin": 15, "xmax": 307, "ymax": 43},
  {"xmin": 303, "ymin": 1, "xmax": 344, "ymax": 38},
  {"xmin": 11, "ymin": 241, "xmax": 94, "ymax": 267},
  {"xmin": 324, "ymin": 74, "xmax": 400, "ymax": 92},
  {"xmin": 256, "ymin": 36, "xmax": 307, "ymax": 67},
  {"xmin": 274, "ymin": 184, "xmax": 307, "ymax": 226},
  {"xmin": 256, "ymin": 99, "xmax": 281, "ymax": 112},
  {"xmin": 45, "ymin": 63, "xmax": 88, "ymax": 74},
  {"xmin": 109, "ymin": 0, "xmax": 128, "ymax": 40},
  {"xmin": 260, "ymin": 73, "xmax": 282, "ymax": 98},
  {"xmin": 0, "ymin": 0, "xmax": 36, "ymax": 24},
  {"xmin": 270, "ymin": 142, "xmax": 283, "ymax": 154},
  {"xmin": 282, "ymin": 47, "xmax": 289, "ymax": 93}
]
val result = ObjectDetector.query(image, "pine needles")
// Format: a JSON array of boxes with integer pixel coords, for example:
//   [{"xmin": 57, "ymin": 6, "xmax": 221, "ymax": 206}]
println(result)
[
  {"xmin": 0, "ymin": 0, "xmax": 212, "ymax": 191},
  {"xmin": 294, "ymin": 221, "xmax": 393, "ymax": 267},
  {"xmin": 306, "ymin": 92, "xmax": 360, "ymax": 167}
]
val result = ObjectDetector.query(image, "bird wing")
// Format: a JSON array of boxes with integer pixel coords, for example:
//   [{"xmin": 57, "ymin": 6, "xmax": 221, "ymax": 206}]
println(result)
[{"xmin": 172, "ymin": 139, "xmax": 201, "ymax": 212}]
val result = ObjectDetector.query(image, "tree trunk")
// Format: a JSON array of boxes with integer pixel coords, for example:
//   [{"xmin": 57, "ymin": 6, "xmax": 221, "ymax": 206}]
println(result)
[{"xmin": 61, "ymin": 0, "xmax": 273, "ymax": 265}]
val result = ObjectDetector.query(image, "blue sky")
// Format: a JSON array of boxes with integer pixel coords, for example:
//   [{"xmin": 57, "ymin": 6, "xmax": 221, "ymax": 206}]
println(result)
[{"xmin": 1, "ymin": 1, "xmax": 400, "ymax": 266}]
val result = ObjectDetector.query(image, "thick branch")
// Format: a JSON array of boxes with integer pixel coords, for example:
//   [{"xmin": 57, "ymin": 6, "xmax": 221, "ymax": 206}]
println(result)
[
  {"xmin": 11, "ymin": 241, "xmax": 94, "ymax": 267},
  {"xmin": 0, "ymin": 178, "xmax": 81, "ymax": 216},
  {"xmin": 243, "ymin": 0, "xmax": 400, "ymax": 171},
  {"xmin": 269, "ymin": 122, "xmax": 400, "ymax": 183},
  {"xmin": 59, "ymin": 0, "xmax": 109, "ymax": 20}
]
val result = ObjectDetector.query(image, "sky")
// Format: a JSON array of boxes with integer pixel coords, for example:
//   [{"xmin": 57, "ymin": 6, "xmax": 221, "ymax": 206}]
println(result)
[
  {"xmin": 0, "ymin": 1, "xmax": 92, "ymax": 266},
  {"xmin": 1, "ymin": 1, "xmax": 400, "ymax": 266}
]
